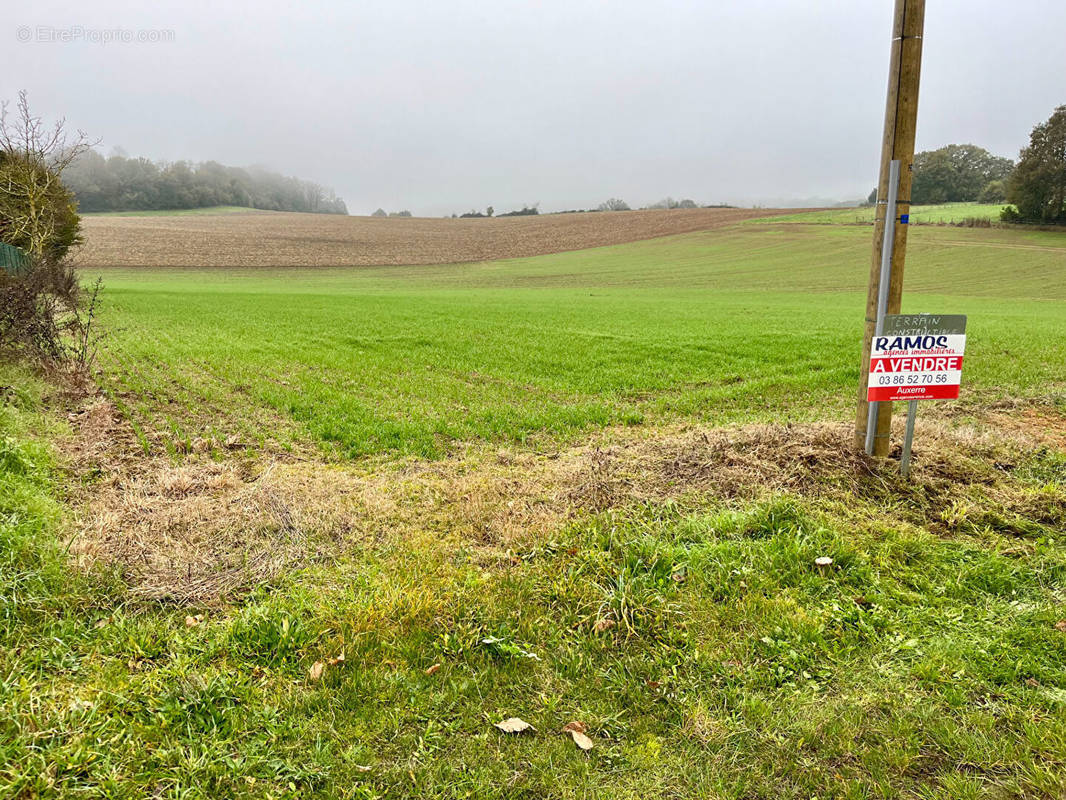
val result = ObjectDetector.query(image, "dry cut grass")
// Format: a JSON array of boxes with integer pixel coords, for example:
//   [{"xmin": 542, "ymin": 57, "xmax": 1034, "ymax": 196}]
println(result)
[
  {"xmin": 76, "ymin": 207, "xmax": 803, "ymax": 267},
  {"xmin": 64, "ymin": 392, "xmax": 1066, "ymax": 605}
]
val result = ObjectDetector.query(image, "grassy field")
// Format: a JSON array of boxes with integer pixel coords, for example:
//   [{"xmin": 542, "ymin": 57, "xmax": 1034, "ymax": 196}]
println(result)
[
  {"xmin": 91, "ymin": 222, "xmax": 1066, "ymax": 459},
  {"xmin": 758, "ymin": 202, "xmax": 1009, "ymax": 226},
  {"xmin": 4, "ymin": 217, "xmax": 1066, "ymax": 798}
]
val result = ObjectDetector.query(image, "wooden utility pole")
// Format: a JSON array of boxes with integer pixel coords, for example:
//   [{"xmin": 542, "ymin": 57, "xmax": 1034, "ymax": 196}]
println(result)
[{"xmin": 855, "ymin": 0, "xmax": 926, "ymax": 455}]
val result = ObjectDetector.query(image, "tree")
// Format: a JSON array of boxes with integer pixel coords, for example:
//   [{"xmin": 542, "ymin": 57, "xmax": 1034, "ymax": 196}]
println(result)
[
  {"xmin": 0, "ymin": 91, "xmax": 92, "ymax": 261},
  {"xmin": 648, "ymin": 197, "xmax": 697, "ymax": 210},
  {"xmin": 1005, "ymin": 105, "xmax": 1066, "ymax": 223},
  {"xmin": 62, "ymin": 151, "xmax": 348, "ymax": 214},
  {"xmin": 910, "ymin": 144, "xmax": 1013, "ymax": 204},
  {"xmin": 486, "ymin": 206, "xmax": 494, "ymax": 217},
  {"xmin": 371, "ymin": 208, "xmax": 387, "ymax": 217},
  {"xmin": 597, "ymin": 198, "xmax": 630, "ymax": 212},
  {"xmin": 978, "ymin": 179, "xmax": 1007, "ymax": 204},
  {"xmin": 497, "ymin": 205, "xmax": 539, "ymax": 217}
]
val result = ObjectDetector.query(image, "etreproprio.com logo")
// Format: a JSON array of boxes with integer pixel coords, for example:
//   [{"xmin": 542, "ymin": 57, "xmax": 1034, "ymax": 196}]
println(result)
[{"xmin": 16, "ymin": 25, "xmax": 175, "ymax": 44}]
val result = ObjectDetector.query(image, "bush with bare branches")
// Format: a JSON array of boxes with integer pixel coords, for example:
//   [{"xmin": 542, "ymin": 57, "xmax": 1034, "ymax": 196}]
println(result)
[{"xmin": 0, "ymin": 92, "xmax": 100, "ymax": 372}]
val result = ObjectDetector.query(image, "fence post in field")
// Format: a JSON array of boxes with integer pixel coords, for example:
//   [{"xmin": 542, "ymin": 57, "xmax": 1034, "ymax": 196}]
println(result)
[{"xmin": 855, "ymin": 0, "xmax": 926, "ymax": 455}]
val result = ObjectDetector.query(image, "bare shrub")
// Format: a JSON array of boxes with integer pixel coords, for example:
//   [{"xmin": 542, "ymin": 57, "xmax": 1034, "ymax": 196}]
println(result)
[{"xmin": 0, "ymin": 91, "xmax": 100, "ymax": 374}]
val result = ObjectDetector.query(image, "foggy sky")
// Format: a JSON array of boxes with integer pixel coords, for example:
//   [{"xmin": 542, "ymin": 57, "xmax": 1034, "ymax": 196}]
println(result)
[{"xmin": 4, "ymin": 1, "xmax": 1064, "ymax": 216}]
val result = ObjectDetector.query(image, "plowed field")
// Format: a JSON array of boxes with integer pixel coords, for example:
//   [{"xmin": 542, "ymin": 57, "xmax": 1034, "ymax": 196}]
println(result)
[{"xmin": 78, "ymin": 206, "xmax": 800, "ymax": 267}]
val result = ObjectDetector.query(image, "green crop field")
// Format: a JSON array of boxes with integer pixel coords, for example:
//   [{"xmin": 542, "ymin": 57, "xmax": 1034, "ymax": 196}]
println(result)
[
  {"xmin": 756, "ymin": 202, "xmax": 1009, "ymax": 226},
  {"xmin": 5, "ymin": 219, "xmax": 1066, "ymax": 799},
  {"xmin": 91, "ymin": 222, "xmax": 1066, "ymax": 458}
]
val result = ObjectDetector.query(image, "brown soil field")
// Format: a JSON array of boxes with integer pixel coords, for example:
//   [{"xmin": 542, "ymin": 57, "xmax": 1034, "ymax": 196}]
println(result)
[{"xmin": 77, "ymin": 207, "xmax": 803, "ymax": 267}]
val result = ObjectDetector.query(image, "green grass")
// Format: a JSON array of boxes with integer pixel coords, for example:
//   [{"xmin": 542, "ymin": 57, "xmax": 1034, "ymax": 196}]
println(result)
[
  {"xmin": 758, "ymin": 202, "xmax": 1009, "ymax": 226},
  {"xmin": 4, "ymin": 221, "xmax": 1066, "ymax": 797},
  {"xmin": 83, "ymin": 205, "xmax": 271, "ymax": 217},
  {"xmin": 90, "ymin": 223, "xmax": 1066, "ymax": 458},
  {"xmin": 3, "ymin": 368, "xmax": 1066, "ymax": 797}
]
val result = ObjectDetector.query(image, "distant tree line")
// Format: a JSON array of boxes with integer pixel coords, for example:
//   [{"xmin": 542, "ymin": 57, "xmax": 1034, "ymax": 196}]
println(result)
[
  {"xmin": 861, "ymin": 104, "xmax": 1066, "ymax": 224},
  {"xmin": 914, "ymin": 145, "xmax": 1013, "ymax": 204},
  {"xmin": 866, "ymin": 144, "xmax": 1013, "ymax": 207},
  {"xmin": 63, "ymin": 150, "xmax": 347, "ymax": 214},
  {"xmin": 497, "ymin": 205, "xmax": 539, "ymax": 217},
  {"xmin": 647, "ymin": 197, "xmax": 698, "ymax": 210},
  {"xmin": 444, "ymin": 198, "xmax": 736, "ymax": 218}
]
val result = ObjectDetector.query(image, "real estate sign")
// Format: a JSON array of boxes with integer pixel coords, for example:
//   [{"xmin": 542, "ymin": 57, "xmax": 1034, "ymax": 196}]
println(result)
[{"xmin": 867, "ymin": 314, "xmax": 966, "ymax": 402}]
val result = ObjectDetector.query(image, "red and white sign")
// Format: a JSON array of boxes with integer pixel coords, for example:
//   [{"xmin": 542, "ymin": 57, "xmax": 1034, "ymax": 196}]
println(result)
[{"xmin": 867, "ymin": 318, "xmax": 966, "ymax": 402}]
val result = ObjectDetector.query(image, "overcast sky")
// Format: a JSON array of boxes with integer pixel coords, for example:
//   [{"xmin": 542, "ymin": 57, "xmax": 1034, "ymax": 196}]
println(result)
[{"xmin": 3, "ymin": 1, "xmax": 1063, "ymax": 215}]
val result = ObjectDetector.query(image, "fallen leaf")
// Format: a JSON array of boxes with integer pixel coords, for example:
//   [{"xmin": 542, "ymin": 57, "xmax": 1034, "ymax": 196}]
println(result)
[
  {"xmin": 94, "ymin": 617, "xmax": 110, "ymax": 629},
  {"xmin": 308, "ymin": 661, "xmax": 325, "ymax": 681},
  {"xmin": 645, "ymin": 680, "xmax": 661, "ymax": 689},
  {"xmin": 570, "ymin": 730, "xmax": 594, "ymax": 750},
  {"xmin": 562, "ymin": 722, "xmax": 593, "ymax": 750},
  {"xmin": 593, "ymin": 618, "xmax": 616, "ymax": 633},
  {"xmin": 354, "ymin": 764, "xmax": 372, "ymax": 773},
  {"xmin": 494, "ymin": 717, "xmax": 533, "ymax": 734},
  {"xmin": 184, "ymin": 614, "xmax": 204, "ymax": 628},
  {"xmin": 1055, "ymin": 620, "xmax": 1066, "ymax": 632},
  {"xmin": 425, "ymin": 663, "xmax": 441, "ymax": 675},
  {"xmin": 1026, "ymin": 678, "xmax": 1040, "ymax": 687},
  {"xmin": 327, "ymin": 652, "xmax": 346, "ymax": 667}
]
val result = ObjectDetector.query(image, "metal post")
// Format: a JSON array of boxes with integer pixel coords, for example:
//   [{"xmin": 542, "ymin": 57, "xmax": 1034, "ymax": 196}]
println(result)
[
  {"xmin": 865, "ymin": 159, "xmax": 900, "ymax": 455},
  {"xmin": 900, "ymin": 399, "xmax": 918, "ymax": 475}
]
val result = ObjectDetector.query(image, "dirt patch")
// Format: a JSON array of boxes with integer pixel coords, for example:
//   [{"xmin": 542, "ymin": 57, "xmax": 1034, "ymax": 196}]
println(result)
[
  {"xmin": 984, "ymin": 406, "xmax": 1066, "ymax": 451},
  {"xmin": 62, "ymin": 395, "xmax": 1064, "ymax": 605},
  {"xmin": 77, "ymin": 207, "xmax": 804, "ymax": 268}
]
